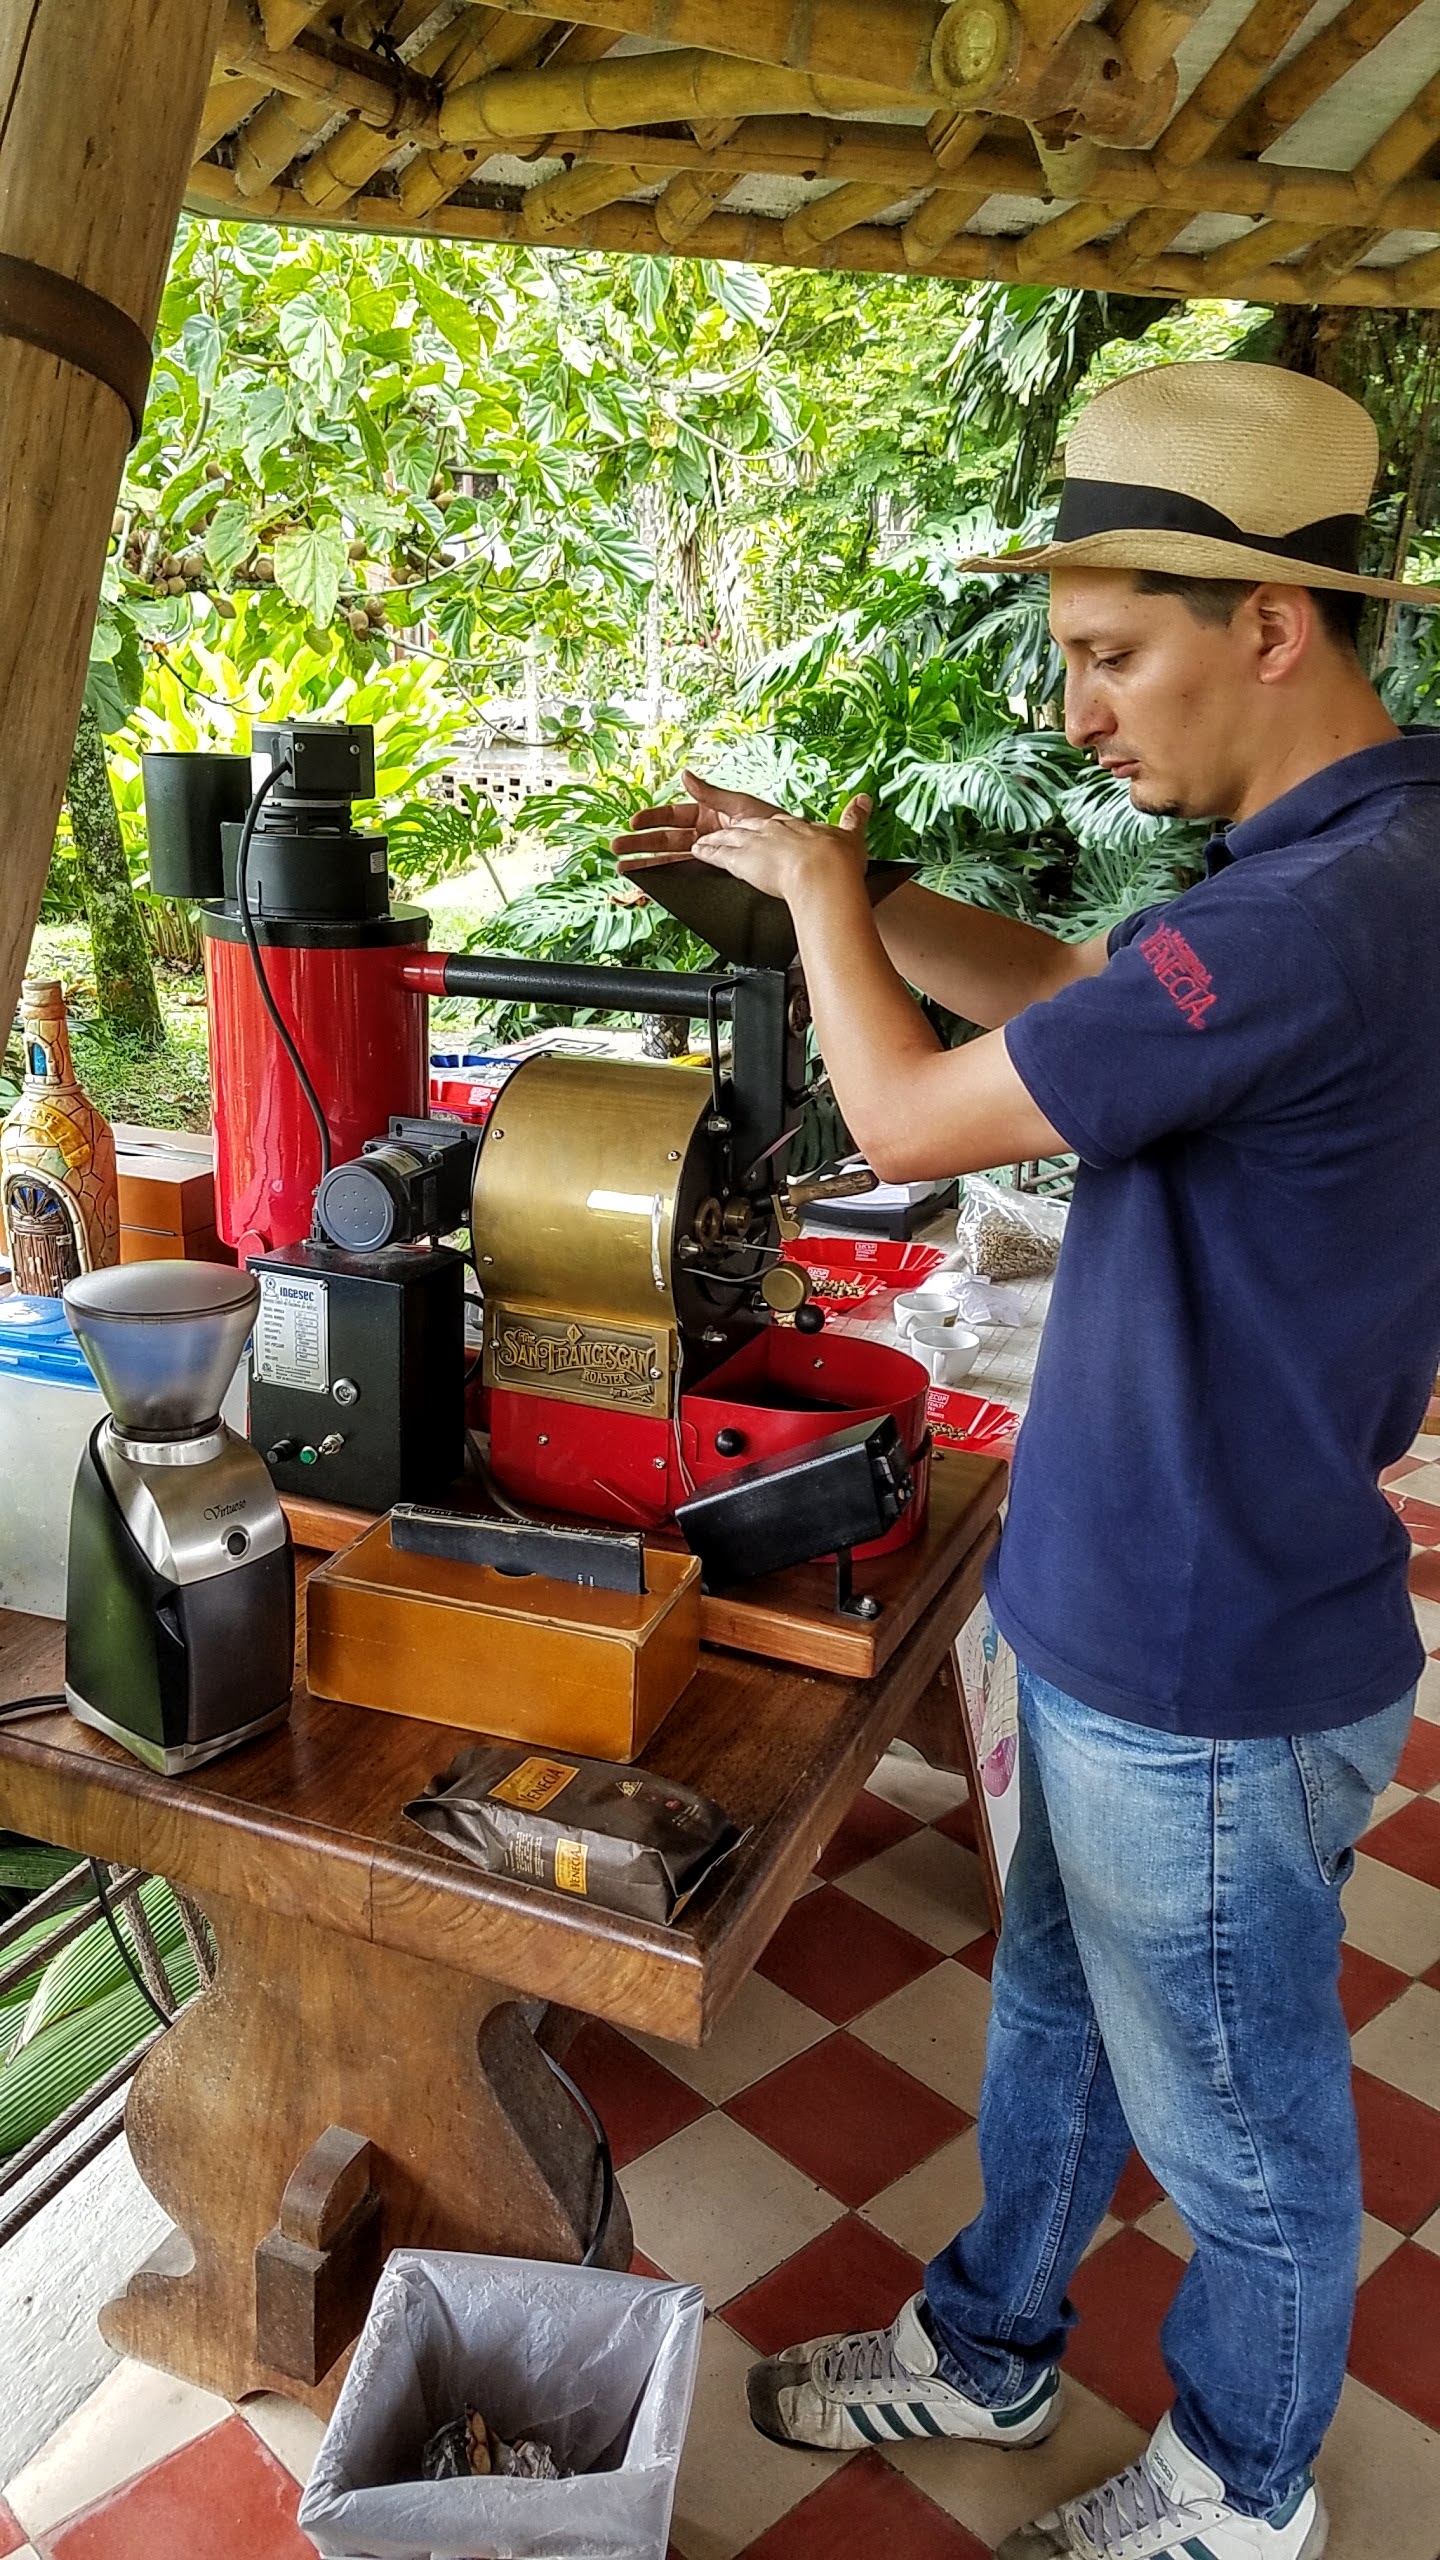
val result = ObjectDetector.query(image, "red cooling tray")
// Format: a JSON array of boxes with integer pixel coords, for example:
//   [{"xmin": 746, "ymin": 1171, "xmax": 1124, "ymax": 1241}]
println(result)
[{"xmin": 793, "ymin": 1236, "xmax": 947, "ymax": 1307}]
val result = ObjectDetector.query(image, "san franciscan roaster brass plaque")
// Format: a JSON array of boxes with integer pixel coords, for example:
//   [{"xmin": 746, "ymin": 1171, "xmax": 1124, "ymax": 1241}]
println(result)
[{"xmin": 484, "ymin": 1304, "xmax": 672, "ymax": 1417}]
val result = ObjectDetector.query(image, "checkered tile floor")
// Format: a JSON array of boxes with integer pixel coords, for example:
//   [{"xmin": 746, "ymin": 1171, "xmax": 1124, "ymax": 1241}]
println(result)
[{"xmin": 5, "ymin": 1461, "xmax": 1440, "ymax": 2560}]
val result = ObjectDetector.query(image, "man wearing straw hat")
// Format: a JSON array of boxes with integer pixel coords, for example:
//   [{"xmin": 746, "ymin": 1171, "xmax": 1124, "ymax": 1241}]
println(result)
[{"xmin": 615, "ymin": 361, "xmax": 1440, "ymax": 2560}]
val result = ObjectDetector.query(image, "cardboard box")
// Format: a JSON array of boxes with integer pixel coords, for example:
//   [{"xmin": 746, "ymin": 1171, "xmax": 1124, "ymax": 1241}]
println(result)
[
  {"xmin": 305, "ymin": 1517, "xmax": 701, "ymax": 1761},
  {"xmin": 114, "ymin": 1128, "xmax": 215, "ymax": 1240}
]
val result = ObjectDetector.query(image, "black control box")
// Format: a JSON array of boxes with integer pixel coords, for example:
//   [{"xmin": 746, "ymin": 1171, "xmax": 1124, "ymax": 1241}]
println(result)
[{"xmin": 246, "ymin": 1242, "xmax": 465, "ymax": 1514}]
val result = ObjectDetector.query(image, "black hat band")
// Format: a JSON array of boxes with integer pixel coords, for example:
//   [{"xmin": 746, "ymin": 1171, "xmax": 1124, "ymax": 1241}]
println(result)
[{"xmin": 1055, "ymin": 478, "xmax": 1363, "ymax": 573}]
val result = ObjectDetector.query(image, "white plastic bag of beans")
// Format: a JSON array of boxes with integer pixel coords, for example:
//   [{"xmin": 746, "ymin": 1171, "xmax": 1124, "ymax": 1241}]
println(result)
[{"xmin": 955, "ymin": 1174, "xmax": 1067, "ymax": 1281}]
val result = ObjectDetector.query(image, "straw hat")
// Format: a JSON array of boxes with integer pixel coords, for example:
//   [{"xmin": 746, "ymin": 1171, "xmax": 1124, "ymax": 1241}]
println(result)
[{"xmin": 961, "ymin": 360, "xmax": 1440, "ymax": 603}]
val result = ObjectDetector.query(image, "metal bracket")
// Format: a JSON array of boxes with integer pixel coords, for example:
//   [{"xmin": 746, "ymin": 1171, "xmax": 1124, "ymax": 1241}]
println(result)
[{"xmin": 834, "ymin": 1548, "xmax": 881, "ymax": 1621}]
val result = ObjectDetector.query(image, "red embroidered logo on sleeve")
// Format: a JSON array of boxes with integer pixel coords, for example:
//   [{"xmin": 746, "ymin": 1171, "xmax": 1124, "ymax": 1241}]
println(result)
[{"xmin": 1137, "ymin": 922, "xmax": 1217, "ymax": 1029}]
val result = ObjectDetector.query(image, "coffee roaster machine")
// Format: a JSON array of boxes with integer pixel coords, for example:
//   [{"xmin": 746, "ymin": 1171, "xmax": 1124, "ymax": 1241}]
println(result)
[{"xmin": 142, "ymin": 722, "xmax": 931, "ymax": 1610}]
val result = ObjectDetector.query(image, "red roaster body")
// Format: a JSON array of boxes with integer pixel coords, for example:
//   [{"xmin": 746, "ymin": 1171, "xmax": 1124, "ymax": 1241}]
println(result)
[
  {"xmin": 485, "ymin": 1330, "xmax": 931, "ymax": 1553},
  {"xmin": 207, "ymin": 936, "xmax": 430, "ymax": 1259}
]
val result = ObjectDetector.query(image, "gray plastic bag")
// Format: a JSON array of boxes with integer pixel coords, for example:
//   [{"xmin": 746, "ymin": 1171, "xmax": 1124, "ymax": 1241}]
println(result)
[{"xmin": 297, "ymin": 2250, "xmax": 705, "ymax": 2560}]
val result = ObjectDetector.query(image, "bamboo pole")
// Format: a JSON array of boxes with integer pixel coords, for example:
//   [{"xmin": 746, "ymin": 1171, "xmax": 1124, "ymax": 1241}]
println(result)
[
  {"xmin": 1012, "ymin": 0, "xmax": 1090, "ymax": 47},
  {"xmin": 1190, "ymin": 214, "xmax": 1321, "ymax": 290},
  {"xmin": 901, "ymin": 182, "xmax": 995, "ymax": 260},
  {"xmin": 928, "ymin": 108, "xmax": 988, "ymax": 169},
  {"xmin": 1117, "ymin": 0, "xmax": 1208, "ymax": 81},
  {"xmin": 656, "ymin": 167, "xmax": 738, "ymax": 241},
  {"xmin": 216, "ymin": 0, "xmax": 440, "ymax": 139},
  {"xmin": 522, "ymin": 158, "xmax": 675, "ymax": 233},
  {"xmin": 233, "ymin": 88, "xmax": 337, "ymax": 195},
  {"xmin": 1390, "ymin": 241, "xmax": 1440, "ymax": 298},
  {"xmin": 554, "ymin": 119, "xmax": 1440, "ymax": 235},
  {"xmin": 1153, "ymin": 0, "xmax": 1320, "ymax": 167},
  {"xmin": 1217, "ymin": 0, "xmax": 1426, "ymax": 161},
  {"xmin": 1012, "ymin": 199, "xmax": 1122, "ymax": 274},
  {"xmin": 198, "ymin": 74, "xmax": 271, "ymax": 152},
  {"xmin": 0, "ymin": 0, "xmax": 229, "ymax": 1057},
  {"xmin": 1104, "ymin": 205, "xmax": 1192, "ymax": 278},
  {"xmin": 258, "ymin": 0, "xmax": 330, "ymax": 43},
  {"xmin": 1290, "ymin": 227, "xmax": 1388, "ymax": 295},
  {"xmin": 184, "ymin": 151, "xmax": 1440, "ymax": 310},
  {"xmin": 779, "ymin": 181, "xmax": 907, "ymax": 251},
  {"xmin": 445, "ymin": 0, "xmax": 946, "ymax": 93},
  {"xmin": 307, "ymin": 6, "xmax": 559, "ymax": 215},
  {"xmin": 1354, "ymin": 67, "xmax": 1440, "ymax": 198},
  {"xmin": 440, "ymin": 50, "xmax": 919, "ymax": 143}
]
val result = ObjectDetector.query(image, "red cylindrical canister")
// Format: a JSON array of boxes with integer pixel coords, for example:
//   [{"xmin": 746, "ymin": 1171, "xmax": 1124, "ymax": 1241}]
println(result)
[{"xmin": 206, "ymin": 933, "xmax": 430, "ymax": 1256}]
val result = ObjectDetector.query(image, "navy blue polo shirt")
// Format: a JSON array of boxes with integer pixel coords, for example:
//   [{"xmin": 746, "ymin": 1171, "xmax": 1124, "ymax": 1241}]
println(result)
[{"xmin": 989, "ymin": 730, "xmax": 1440, "ymax": 1738}]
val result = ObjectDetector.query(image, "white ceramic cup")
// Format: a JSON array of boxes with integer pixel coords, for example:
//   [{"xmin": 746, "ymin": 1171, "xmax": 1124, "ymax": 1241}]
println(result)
[
  {"xmin": 894, "ymin": 1281, "xmax": 966, "ymax": 1335},
  {"xmin": 907, "ymin": 1321, "xmax": 980, "ymax": 1385}
]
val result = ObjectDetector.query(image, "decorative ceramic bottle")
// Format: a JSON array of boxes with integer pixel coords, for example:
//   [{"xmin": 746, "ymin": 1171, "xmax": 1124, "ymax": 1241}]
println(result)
[{"xmin": 1, "ymin": 979, "xmax": 119, "ymax": 1294}]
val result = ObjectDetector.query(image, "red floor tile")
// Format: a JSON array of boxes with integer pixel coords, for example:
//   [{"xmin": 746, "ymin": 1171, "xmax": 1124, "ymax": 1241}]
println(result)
[
  {"xmin": 0, "ymin": 2498, "xmax": 26, "ymax": 2560},
  {"xmin": 725, "ymin": 2032, "xmax": 970, "ymax": 2207},
  {"xmin": 1399, "ymin": 1495, "xmax": 1440, "ymax": 1542},
  {"xmin": 814, "ymin": 1787, "xmax": 920, "ymax": 1880},
  {"xmin": 1066, "ymin": 2227, "xmax": 1185, "ymax": 2432},
  {"xmin": 1407, "ymin": 1548, "xmax": 1440, "ymax": 1598},
  {"xmin": 723, "ymin": 2213, "xmax": 925, "ymax": 2354},
  {"xmin": 633, "ymin": 2249, "xmax": 666, "ymax": 2278},
  {"xmin": 1109, "ymin": 2150, "xmax": 1165, "ymax": 2221},
  {"xmin": 755, "ymin": 1887, "xmax": 942, "ymax": 2025},
  {"xmin": 1360, "ymin": 1794, "xmax": 1440, "ymax": 1889},
  {"xmin": 1353, "ymin": 2069, "xmax": 1440, "ymax": 2233},
  {"xmin": 1348, "ymin": 2242, "xmax": 1440, "ymax": 2430},
  {"xmin": 563, "ymin": 2018, "xmax": 710, "ymax": 2169},
  {"xmin": 1339, "ymin": 1942, "xmax": 1412, "ymax": 2034},
  {"xmin": 49, "ymin": 2417, "xmax": 312, "ymax": 2560},
  {"xmin": 956, "ymin": 1932, "xmax": 997, "ymax": 1981},
  {"xmin": 1398, "ymin": 1716, "xmax": 1440, "ymax": 1793},
  {"xmin": 738, "ymin": 2448, "xmax": 991, "ymax": 2559}
]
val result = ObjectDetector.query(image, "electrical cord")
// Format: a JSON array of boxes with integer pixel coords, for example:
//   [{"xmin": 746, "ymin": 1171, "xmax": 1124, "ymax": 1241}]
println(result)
[
  {"xmin": 540, "ymin": 2048, "xmax": 615, "ymax": 2267},
  {"xmin": 235, "ymin": 758, "xmax": 333, "ymax": 1182},
  {"xmin": 88, "ymin": 1859, "xmax": 176, "ymax": 2030},
  {"xmin": 0, "ymin": 1694, "xmax": 66, "ymax": 1723}
]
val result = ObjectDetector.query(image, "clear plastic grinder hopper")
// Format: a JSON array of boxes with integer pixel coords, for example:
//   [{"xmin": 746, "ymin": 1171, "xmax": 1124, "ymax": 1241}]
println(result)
[{"xmin": 62, "ymin": 1262, "xmax": 258, "ymax": 1439}]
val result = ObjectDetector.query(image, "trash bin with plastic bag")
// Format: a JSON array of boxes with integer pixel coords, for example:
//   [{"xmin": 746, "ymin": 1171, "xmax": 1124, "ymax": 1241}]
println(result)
[{"xmin": 297, "ymin": 2250, "xmax": 705, "ymax": 2560}]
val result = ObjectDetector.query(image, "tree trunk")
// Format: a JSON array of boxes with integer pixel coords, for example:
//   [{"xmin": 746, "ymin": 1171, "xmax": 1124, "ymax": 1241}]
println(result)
[
  {"xmin": 66, "ymin": 708, "xmax": 164, "ymax": 1046},
  {"xmin": 0, "ymin": 0, "xmax": 228, "ymax": 1048}
]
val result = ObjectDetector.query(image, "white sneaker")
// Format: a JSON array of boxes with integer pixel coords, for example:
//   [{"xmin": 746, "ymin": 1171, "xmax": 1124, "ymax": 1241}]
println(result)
[
  {"xmin": 746, "ymin": 2291, "xmax": 1061, "ymax": 2454},
  {"xmin": 997, "ymin": 2410, "xmax": 1328, "ymax": 2559}
]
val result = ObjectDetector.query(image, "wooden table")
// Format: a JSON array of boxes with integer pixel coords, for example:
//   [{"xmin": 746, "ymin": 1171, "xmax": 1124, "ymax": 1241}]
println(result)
[{"xmin": 0, "ymin": 1448, "xmax": 1002, "ymax": 2414}]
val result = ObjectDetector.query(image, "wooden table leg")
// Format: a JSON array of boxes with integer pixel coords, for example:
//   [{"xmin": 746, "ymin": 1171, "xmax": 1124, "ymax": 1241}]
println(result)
[{"xmin": 101, "ymin": 1887, "xmax": 631, "ymax": 2412}]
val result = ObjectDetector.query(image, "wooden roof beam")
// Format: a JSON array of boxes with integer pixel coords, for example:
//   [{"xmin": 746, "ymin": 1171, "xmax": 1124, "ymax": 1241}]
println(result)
[
  {"xmin": 1012, "ymin": 198, "xmax": 1122, "ymax": 271},
  {"xmin": 1189, "ymin": 212, "xmax": 1321, "ymax": 287},
  {"xmin": 185, "ymin": 151, "xmax": 1440, "ymax": 304},
  {"xmin": 1217, "ymin": 0, "xmax": 1428, "ymax": 161},
  {"xmin": 198, "ymin": 73, "xmax": 272, "ymax": 151},
  {"xmin": 521, "ymin": 156, "xmax": 677, "ymax": 232}
]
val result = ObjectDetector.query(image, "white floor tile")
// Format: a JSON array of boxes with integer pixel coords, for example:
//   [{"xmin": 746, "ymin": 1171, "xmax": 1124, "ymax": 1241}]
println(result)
[
  {"xmin": 1415, "ymin": 1656, "xmax": 1440, "ymax": 1725},
  {"xmin": 668, "ymin": 2315, "xmax": 843, "ymax": 2559},
  {"xmin": 835, "ymin": 1828, "xmax": 989, "ymax": 1954},
  {"xmin": 1137, "ymin": 2199, "xmax": 1194, "ymax": 2261},
  {"xmin": 1317, "ymin": 2374, "xmax": 1440, "ymax": 2560},
  {"xmin": 882, "ymin": 2376, "xmax": 1146, "ymax": 2545},
  {"xmin": 1350, "ymin": 1982, "xmax": 1440, "ymax": 2112},
  {"xmin": 1343, "ymin": 1854, "xmax": 1440, "ymax": 1976},
  {"xmin": 863, "ymin": 2127, "xmax": 984, "ymax": 2262},
  {"xmin": 1395, "ymin": 1462, "xmax": 1440, "ymax": 1507},
  {"xmin": 4, "ymin": 2359, "xmax": 229, "ymax": 2541},
  {"xmin": 630, "ymin": 1973, "xmax": 829, "ymax": 2104},
  {"xmin": 1366, "ymin": 1782, "xmax": 1415, "ymax": 1832},
  {"xmin": 1358, "ymin": 2215, "xmax": 1405, "ymax": 2283},
  {"xmin": 1409, "ymin": 1593, "xmax": 1440, "ymax": 1652},
  {"xmin": 621, "ymin": 2115, "xmax": 842, "ymax": 2309},
  {"xmin": 851, "ymin": 1960, "xmax": 993, "ymax": 2113},
  {"xmin": 241, "ymin": 2393, "xmax": 327, "ymax": 2485},
  {"xmin": 865, "ymin": 1746, "xmax": 970, "ymax": 1825}
]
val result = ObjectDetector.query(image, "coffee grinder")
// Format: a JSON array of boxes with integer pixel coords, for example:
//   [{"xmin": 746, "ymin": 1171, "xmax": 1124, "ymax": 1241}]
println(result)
[{"xmin": 62, "ymin": 1263, "xmax": 295, "ymax": 1773}]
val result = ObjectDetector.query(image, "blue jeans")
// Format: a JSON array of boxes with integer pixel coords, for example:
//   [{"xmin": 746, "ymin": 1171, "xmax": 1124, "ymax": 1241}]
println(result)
[{"xmin": 925, "ymin": 1661, "xmax": 1414, "ymax": 2518}]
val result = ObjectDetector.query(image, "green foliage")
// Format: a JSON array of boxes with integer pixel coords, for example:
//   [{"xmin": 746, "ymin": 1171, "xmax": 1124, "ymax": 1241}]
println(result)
[
  {"xmin": 0, "ymin": 1878, "xmax": 197, "ymax": 2152},
  {"xmin": 473, "ymin": 775, "xmax": 715, "ymax": 1037}
]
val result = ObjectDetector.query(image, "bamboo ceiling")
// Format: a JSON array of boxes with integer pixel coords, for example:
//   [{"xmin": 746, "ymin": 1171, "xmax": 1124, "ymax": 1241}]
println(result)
[{"xmin": 187, "ymin": 0, "xmax": 1440, "ymax": 306}]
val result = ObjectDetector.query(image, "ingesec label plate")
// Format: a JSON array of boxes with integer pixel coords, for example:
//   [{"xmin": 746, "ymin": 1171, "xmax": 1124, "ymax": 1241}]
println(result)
[{"xmin": 254, "ymin": 1271, "xmax": 329, "ymax": 1393}]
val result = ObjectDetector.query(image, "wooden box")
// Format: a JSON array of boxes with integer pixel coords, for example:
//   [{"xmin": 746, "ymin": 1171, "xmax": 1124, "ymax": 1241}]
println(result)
[{"xmin": 305, "ymin": 1518, "xmax": 702, "ymax": 1762}]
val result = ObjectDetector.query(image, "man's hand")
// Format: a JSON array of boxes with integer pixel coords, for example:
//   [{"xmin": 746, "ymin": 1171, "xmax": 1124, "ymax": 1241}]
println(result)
[
  {"xmin": 611, "ymin": 768, "xmax": 781, "ymax": 862},
  {"xmin": 612, "ymin": 769, "xmax": 871, "ymax": 905}
]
